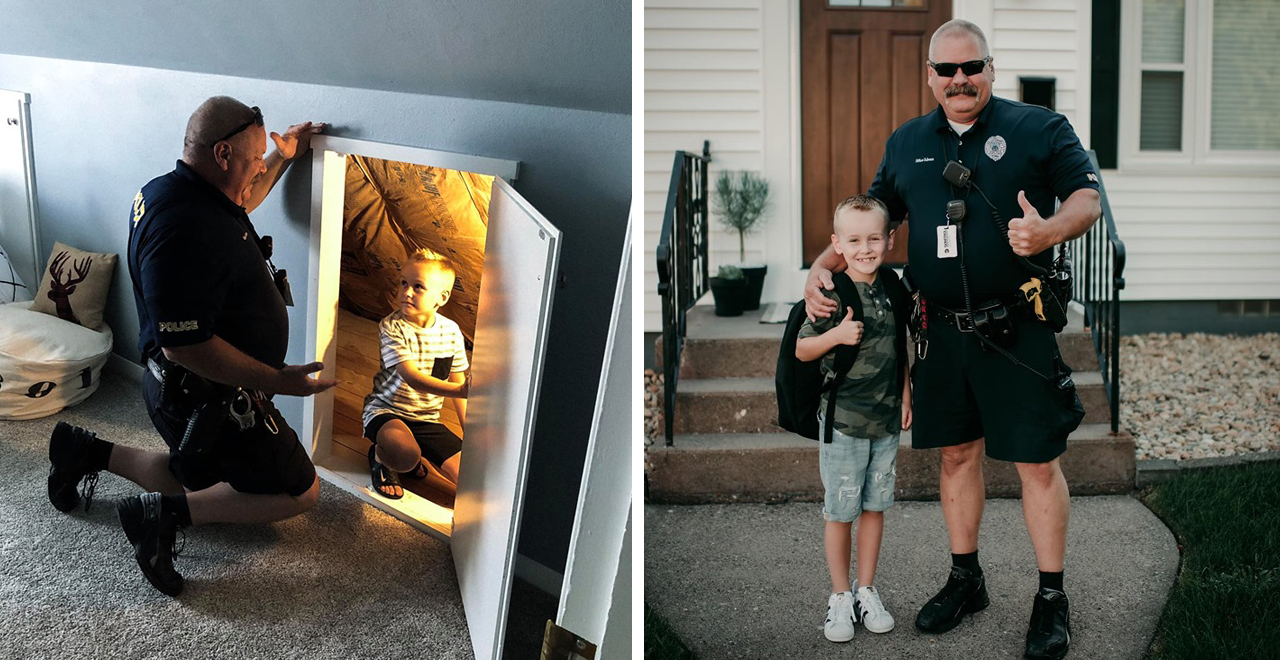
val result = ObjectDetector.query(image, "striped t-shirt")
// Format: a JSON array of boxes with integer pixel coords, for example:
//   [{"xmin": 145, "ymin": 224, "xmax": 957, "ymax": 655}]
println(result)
[{"xmin": 362, "ymin": 310, "xmax": 469, "ymax": 426}]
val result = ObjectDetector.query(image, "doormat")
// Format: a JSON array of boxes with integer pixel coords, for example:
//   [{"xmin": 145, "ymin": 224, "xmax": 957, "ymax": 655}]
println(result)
[{"xmin": 759, "ymin": 302, "xmax": 795, "ymax": 324}]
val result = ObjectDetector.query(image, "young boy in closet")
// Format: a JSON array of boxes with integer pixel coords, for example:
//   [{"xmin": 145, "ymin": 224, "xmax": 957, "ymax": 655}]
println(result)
[{"xmin": 364, "ymin": 249, "xmax": 470, "ymax": 499}]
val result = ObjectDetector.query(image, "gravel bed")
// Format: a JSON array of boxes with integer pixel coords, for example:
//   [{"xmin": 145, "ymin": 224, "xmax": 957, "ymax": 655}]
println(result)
[
  {"xmin": 1121, "ymin": 332, "xmax": 1279, "ymax": 461},
  {"xmin": 642, "ymin": 334, "xmax": 1280, "ymax": 462},
  {"xmin": 643, "ymin": 369, "xmax": 662, "ymax": 447}
]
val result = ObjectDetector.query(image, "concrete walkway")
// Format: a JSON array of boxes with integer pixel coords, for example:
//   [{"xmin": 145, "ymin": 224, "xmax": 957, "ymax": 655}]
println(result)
[{"xmin": 645, "ymin": 496, "xmax": 1178, "ymax": 659}]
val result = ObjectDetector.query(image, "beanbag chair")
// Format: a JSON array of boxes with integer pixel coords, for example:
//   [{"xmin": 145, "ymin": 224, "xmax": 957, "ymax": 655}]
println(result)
[{"xmin": 0, "ymin": 301, "xmax": 113, "ymax": 420}]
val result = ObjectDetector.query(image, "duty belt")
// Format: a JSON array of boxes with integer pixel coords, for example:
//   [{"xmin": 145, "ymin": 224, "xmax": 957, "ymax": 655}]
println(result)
[
  {"xmin": 146, "ymin": 356, "xmax": 277, "ymax": 435},
  {"xmin": 930, "ymin": 298, "xmax": 1036, "ymax": 332},
  {"xmin": 930, "ymin": 305, "xmax": 978, "ymax": 332}
]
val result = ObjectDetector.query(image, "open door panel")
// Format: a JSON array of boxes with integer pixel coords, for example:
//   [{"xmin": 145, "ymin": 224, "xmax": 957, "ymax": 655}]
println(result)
[
  {"xmin": 451, "ymin": 178, "xmax": 560, "ymax": 660},
  {"xmin": 302, "ymin": 137, "xmax": 560, "ymax": 660}
]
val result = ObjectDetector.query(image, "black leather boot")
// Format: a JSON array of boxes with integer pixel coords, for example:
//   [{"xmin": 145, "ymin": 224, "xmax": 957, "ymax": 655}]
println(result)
[
  {"xmin": 915, "ymin": 565, "xmax": 990, "ymax": 633},
  {"xmin": 1025, "ymin": 588, "xmax": 1071, "ymax": 659}
]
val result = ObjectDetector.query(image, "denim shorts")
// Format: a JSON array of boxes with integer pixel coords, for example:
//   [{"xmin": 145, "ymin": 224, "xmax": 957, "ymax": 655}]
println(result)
[{"xmin": 817, "ymin": 414, "xmax": 899, "ymax": 522}]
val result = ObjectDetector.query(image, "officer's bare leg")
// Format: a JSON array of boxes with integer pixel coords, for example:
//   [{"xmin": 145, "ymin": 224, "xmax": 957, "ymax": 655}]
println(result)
[
  {"xmin": 186, "ymin": 475, "xmax": 320, "ymax": 525},
  {"xmin": 1014, "ymin": 458, "xmax": 1069, "ymax": 572},
  {"xmin": 939, "ymin": 439, "xmax": 985, "ymax": 553},
  {"xmin": 107, "ymin": 444, "xmax": 185, "ymax": 494}
]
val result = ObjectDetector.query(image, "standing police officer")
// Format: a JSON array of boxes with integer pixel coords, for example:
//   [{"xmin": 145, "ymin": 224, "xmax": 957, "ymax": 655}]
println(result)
[
  {"xmin": 47, "ymin": 96, "xmax": 335, "ymax": 597},
  {"xmin": 805, "ymin": 20, "xmax": 1100, "ymax": 660}
]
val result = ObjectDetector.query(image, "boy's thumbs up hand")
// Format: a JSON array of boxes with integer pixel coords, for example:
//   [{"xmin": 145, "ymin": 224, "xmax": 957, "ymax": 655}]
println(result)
[
  {"xmin": 1008, "ymin": 189, "xmax": 1058, "ymax": 256},
  {"xmin": 835, "ymin": 307, "xmax": 863, "ymax": 346}
]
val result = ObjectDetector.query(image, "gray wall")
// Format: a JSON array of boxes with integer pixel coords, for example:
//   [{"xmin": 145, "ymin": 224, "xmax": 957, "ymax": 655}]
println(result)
[
  {"xmin": 0, "ymin": 53, "xmax": 630, "ymax": 574},
  {"xmin": 0, "ymin": 0, "xmax": 629, "ymax": 115}
]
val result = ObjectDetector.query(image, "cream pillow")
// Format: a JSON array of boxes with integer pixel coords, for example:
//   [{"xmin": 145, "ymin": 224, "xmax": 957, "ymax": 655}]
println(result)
[{"xmin": 29, "ymin": 241, "xmax": 117, "ymax": 330}]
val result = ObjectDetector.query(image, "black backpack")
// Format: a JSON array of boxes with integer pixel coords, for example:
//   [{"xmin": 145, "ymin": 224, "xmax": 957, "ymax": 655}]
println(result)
[{"xmin": 775, "ymin": 267, "xmax": 909, "ymax": 442}]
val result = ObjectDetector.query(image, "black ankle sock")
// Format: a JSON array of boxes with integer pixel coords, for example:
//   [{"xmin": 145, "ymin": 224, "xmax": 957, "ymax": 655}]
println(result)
[
  {"xmin": 1039, "ymin": 571, "xmax": 1064, "ymax": 593},
  {"xmin": 161, "ymin": 493, "xmax": 192, "ymax": 528},
  {"xmin": 952, "ymin": 551, "xmax": 981, "ymax": 574},
  {"xmin": 87, "ymin": 439, "xmax": 114, "ymax": 472}
]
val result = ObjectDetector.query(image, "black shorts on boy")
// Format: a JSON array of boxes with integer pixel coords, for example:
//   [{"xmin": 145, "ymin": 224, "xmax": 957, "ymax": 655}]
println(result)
[{"xmin": 364, "ymin": 413, "xmax": 462, "ymax": 468}]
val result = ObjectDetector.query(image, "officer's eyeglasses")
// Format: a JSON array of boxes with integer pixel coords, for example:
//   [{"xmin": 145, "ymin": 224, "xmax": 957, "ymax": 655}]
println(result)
[
  {"xmin": 928, "ymin": 57, "xmax": 990, "ymax": 78},
  {"xmin": 209, "ymin": 106, "xmax": 263, "ymax": 146}
]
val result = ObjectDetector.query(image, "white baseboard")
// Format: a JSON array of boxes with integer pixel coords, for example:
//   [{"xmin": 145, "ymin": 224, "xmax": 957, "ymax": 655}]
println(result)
[
  {"xmin": 107, "ymin": 353, "xmax": 144, "ymax": 384},
  {"xmin": 514, "ymin": 553, "xmax": 563, "ymax": 597}
]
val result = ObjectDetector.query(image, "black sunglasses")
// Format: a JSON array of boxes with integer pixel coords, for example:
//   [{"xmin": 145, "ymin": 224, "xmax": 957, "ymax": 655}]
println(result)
[
  {"xmin": 209, "ymin": 106, "xmax": 263, "ymax": 146},
  {"xmin": 928, "ymin": 57, "xmax": 990, "ymax": 78}
]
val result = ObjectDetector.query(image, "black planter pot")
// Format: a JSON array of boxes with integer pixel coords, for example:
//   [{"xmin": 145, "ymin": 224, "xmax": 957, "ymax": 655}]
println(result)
[
  {"xmin": 739, "ymin": 265, "xmax": 768, "ymax": 311},
  {"xmin": 709, "ymin": 276, "xmax": 748, "ymax": 317}
]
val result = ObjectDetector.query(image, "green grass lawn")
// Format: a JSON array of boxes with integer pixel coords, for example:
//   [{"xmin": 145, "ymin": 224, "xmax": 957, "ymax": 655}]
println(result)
[
  {"xmin": 645, "ymin": 602, "xmax": 697, "ymax": 659},
  {"xmin": 1140, "ymin": 460, "xmax": 1280, "ymax": 660}
]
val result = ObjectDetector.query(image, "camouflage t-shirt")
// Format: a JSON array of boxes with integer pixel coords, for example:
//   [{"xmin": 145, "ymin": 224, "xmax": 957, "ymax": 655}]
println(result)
[{"xmin": 797, "ymin": 276, "xmax": 901, "ymax": 439}]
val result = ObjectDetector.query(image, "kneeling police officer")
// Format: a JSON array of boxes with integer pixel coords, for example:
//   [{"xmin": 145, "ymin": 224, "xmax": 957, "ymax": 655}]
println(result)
[{"xmin": 47, "ymin": 96, "xmax": 334, "ymax": 597}]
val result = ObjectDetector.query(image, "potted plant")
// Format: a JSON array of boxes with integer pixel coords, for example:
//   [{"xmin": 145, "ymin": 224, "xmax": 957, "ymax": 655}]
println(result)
[
  {"xmin": 709, "ymin": 264, "xmax": 747, "ymax": 317},
  {"xmin": 712, "ymin": 170, "xmax": 771, "ymax": 310}
]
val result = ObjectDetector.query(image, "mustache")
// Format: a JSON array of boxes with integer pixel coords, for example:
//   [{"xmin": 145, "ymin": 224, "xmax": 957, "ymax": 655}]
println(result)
[{"xmin": 945, "ymin": 84, "xmax": 978, "ymax": 97}]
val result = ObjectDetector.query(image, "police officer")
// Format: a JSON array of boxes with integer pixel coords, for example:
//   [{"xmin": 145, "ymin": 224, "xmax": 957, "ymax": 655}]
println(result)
[
  {"xmin": 805, "ymin": 20, "xmax": 1100, "ymax": 660},
  {"xmin": 47, "ymin": 96, "xmax": 335, "ymax": 597}
]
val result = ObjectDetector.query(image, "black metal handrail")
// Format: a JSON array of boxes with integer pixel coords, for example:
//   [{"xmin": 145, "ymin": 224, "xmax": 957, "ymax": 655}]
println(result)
[
  {"xmin": 656, "ymin": 141, "xmax": 711, "ymax": 445},
  {"xmin": 1072, "ymin": 151, "xmax": 1126, "ymax": 433}
]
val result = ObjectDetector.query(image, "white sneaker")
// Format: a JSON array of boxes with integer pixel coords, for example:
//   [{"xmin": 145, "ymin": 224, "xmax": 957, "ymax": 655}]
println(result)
[
  {"xmin": 855, "ymin": 584, "xmax": 896, "ymax": 633},
  {"xmin": 824, "ymin": 591, "xmax": 856, "ymax": 642}
]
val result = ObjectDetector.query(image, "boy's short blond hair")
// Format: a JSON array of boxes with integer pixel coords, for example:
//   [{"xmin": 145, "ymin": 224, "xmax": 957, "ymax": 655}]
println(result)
[
  {"xmin": 406, "ymin": 248, "xmax": 456, "ymax": 288},
  {"xmin": 833, "ymin": 194, "xmax": 891, "ymax": 233}
]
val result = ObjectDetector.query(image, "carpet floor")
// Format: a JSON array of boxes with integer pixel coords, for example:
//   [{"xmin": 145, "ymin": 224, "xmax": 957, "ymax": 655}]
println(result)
[{"xmin": 0, "ymin": 372, "xmax": 550, "ymax": 659}]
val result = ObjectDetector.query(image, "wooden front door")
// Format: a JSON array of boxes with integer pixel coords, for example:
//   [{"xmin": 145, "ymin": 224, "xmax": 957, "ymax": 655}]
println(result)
[{"xmin": 800, "ymin": 0, "xmax": 951, "ymax": 266}]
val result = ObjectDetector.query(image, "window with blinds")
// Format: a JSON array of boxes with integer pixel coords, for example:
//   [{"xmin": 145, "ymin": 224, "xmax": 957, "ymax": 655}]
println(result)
[
  {"xmin": 1138, "ymin": 0, "xmax": 1184, "ymax": 151},
  {"xmin": 1210, "ymin": 0, "xmax": 1280, "ymax": 151}
]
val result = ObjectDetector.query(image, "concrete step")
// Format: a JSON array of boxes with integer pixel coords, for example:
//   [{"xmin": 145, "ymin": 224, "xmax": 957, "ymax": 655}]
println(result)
[
  {"xmin": 645, "ymin": 424, "xmax": 1134, "ymax": 503},
  {"xmin": 672, "ymin": 372, "xmax": 1111, "ymax": 433},
  {"xmin": 656, "ymin": 305, "xmax": 1100, "ymax": 380}
]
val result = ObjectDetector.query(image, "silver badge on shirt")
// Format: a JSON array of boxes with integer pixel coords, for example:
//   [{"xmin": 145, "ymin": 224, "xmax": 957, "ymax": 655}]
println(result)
[{"xmin": 985, "ymin": 135, "xmax": 1007, "ymax": 162}]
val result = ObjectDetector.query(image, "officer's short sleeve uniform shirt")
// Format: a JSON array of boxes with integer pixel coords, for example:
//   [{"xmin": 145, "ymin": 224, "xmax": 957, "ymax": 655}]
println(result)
[
  {"xmin": 128, "ymin": 160, "xmax": 289, "ymax": 369},
  {"xmin": 868, "ymin": 96, "xmax": 1098, "ymax": 307}
]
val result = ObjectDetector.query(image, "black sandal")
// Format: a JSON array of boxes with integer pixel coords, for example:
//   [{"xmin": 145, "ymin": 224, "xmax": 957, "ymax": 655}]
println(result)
[
  {"xmin": 401, "ymin": 461, "xmax": 428, "ymax": 480},
  {"xmin": 368, "ymin": 445, "xmax": 403, "ymax": 499}
]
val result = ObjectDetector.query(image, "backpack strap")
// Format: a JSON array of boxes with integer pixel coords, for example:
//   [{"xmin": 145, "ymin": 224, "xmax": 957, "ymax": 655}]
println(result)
[
  {"xmin": 879, "ymin": 266, "xmax": 910, "ymax": 399},
  {"xmin": 822, "ymin": 272, "xmax": 862, "ymax": 443}
]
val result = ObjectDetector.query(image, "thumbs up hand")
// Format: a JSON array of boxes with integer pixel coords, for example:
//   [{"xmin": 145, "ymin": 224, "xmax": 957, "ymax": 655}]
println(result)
[
  {"xmin": 1007, "ymin": 190, "xmax": 1059, "ymax": 256},
  {"xmin": 834, "ymin": 307, "xmax": 864, "ymax": 346}
]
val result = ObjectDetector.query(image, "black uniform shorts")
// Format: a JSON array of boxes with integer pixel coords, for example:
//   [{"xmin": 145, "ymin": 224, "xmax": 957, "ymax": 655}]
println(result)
[
  {"xmin": 910, "ymin": 318, "xmax": 1083, "ymax": 463},
  {"xmin": 364, "ymin": 413, "xmax": 462, "ymax": 468},
  {"xmin": 142, "ymin": 375, "xmax": 317, "ymax": 496}
]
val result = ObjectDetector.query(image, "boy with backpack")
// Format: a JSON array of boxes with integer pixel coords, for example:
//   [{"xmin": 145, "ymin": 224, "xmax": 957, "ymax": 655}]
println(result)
[{"xmin": 793, "ymin": 194, "xmax": 912, "ymax": 643}]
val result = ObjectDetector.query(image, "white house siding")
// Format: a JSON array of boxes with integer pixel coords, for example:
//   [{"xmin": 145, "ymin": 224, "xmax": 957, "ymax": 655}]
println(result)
[
  {"xmin": 644, "ymin": 0, "xmax": 767, "ymax": 332},
  {"xmin": 643, "ymin": 1, "xmax": 1276, "ymax": 331},
  {"xmin": 987, "ymin": 0, "xmax": 1091, "ymax": 145},
  {"xmin": 1100, "ymin": 172, "xmax": 1280, "ymax": 301}
]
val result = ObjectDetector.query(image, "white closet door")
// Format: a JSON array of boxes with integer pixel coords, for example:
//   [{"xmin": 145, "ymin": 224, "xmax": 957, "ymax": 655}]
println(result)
[
  {"xmin": 451, "ymin": 177, "xmax": 560, "ymax": 660},
  {"xmin": 0, "ymin": 89, "xmax": 40, "ymax": 293},
  {"xmin": 557, "ymin": 211, "xmax": 632, "ymax": 647}
]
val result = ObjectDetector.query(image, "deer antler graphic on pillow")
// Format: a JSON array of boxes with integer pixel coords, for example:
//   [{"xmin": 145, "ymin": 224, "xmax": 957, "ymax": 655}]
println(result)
[{"xmin": 47, "ymin": 250, "xmax": 91, "ymax": 325}]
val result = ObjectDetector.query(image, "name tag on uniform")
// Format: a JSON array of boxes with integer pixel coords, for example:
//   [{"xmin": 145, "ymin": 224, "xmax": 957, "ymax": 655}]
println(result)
[{"xmin": 937, "ymin": 225, "xmax": 958, "ymax": 259}]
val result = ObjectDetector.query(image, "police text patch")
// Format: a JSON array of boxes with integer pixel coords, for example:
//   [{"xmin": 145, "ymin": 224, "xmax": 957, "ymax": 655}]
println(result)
[{"xmin": 158, "ymin": 320, "xmax": 199, "ymax": 332}]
